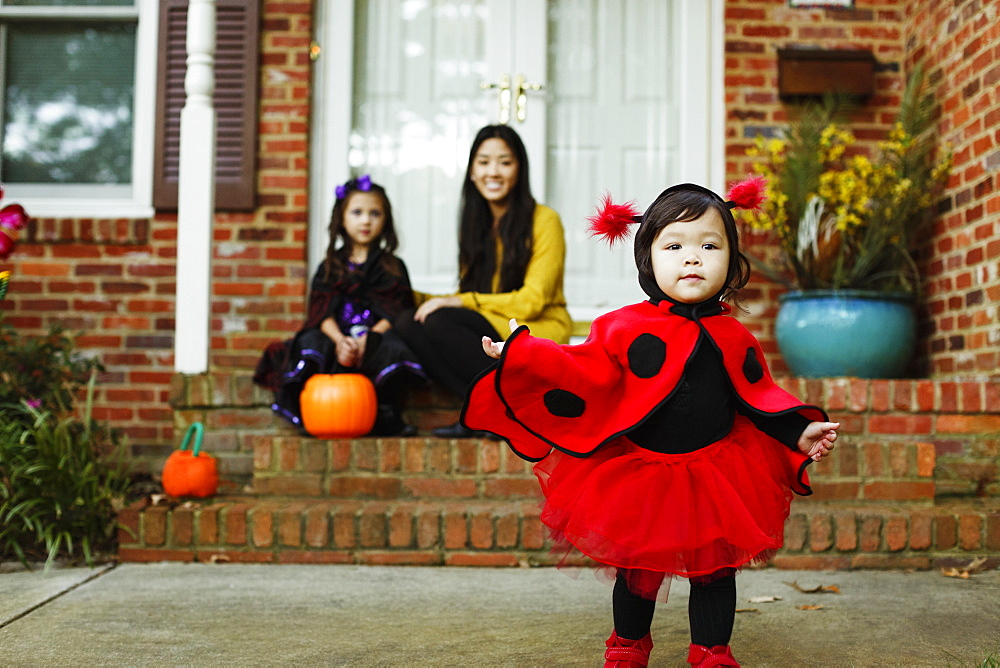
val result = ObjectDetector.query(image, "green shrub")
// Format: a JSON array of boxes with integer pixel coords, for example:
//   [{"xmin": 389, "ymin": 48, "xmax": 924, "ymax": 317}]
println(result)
[
  {"xmin": 0, "ymin": 365, "xmax": 131, "ymax": 569},
  {"xmin": 0, "ymin": 313, "xmax": 103, "ymax": 425}
]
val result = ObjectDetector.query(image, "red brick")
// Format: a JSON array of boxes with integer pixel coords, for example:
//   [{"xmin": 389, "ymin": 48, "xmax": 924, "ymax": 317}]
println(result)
[
  {"xmin": 330, "ymin": 441, "xmax": 351, "ymax": 471},
  {"xmin": 809, "ymin": 481, "xmax": 860, "ymax": 502},
  {"xmin": 358, "ymin": 552, "xmax": 441, "ymax": 565},
  {"xmin": 416, "ymin": 508, "xmax": 440, "ymax": 549},
  {"xmin": 403, "ymin": 479, "xmax": 477, "ymax": 498},
  {"xmin": 848, "ymin": 555, "xmax": 932, "ymax": 570},
  {"xmin": 445, "ymin": 553, "xmax": 520, "ymax": 567},
  {"xmin": 809, "ymin": 515, "xmax": 833, "ymax": 552},
  {"xmin": 251, "ymin": 506, "xmax": 274, "ymax": 548},
  {"xmin": 859, "ymin": 516, "xmax": 882, "ymax": 552},
  {"xmin": 958, "ymin": 514, "xmax": 983, "ymax": 550},
  {"xmin": 359, "ymin": 509, "xmax": 388, "ymax": 547},
  {"xmin": 224, "ymin": 504, "xmax": 249, "ymax": 545},
  {"xmin": 301, "ymin": 441, "xmax": 327, "ymax": 472},
  {"xmin": 834, "ymin": 513, "xmax": 858, "ymax": 551},
  {"xmin": 117, "ymin": 504, "xmax": 141, "ymax": 546},
  {"xmin": 194, "ymin": 550, "xmax": 274, "ymax": 564},
  {"xmin": 481, "ymin": 441, "xmax": 501, "ymax": 473},
  {"xmin": 328, "ymin": 476, "xmax": 402, "ymax": 499},
  {"xmin": 444, "ymin": 512, "xmax": 468, "ymax": 549},
  {"xmin": 863, "ymin": 481, "xmax": 935, "ymax": 501},
  {"xmin": 986, "ymin": 515, "xmax": 1000, "ymax": 551},
  {"xmin": 172, "ymin": 507, "xmax": 194, "ymax": 546},
  {"xmin": 197, "ymin": 505, "xmax": 221, "ymax": 544},
  {"xmin": 333, "ymin": 509, "xmax": 357, "ymax": 549},
  {"xmin": 354, "ymin": 441, "xmax": 377, "ymax": 471},
  {"xmin": 304, "ymin": 505, "xmax": 330, "ymax": 548},
  {"xmin": 871, "ymin": 380, "xmax": 890, "ymax": 411},
  {"xmin": 260, "ymin": 474, "xmax": 323, "ymax": 496},
  {"xmin": 379, "ymin": 441, "xmax": 402, "ymax": 472},
  {"xmin": 427, "ymin": 442, "xmax": 452, "ymax": 473},
  {"xmin": 483, "ymin": 478, "xmax": 542, "ymax": 499},
  {"xmin": 388, "ymin": 508, "xmax": 413, "ymax": 548},
  {"xmin": 470, "ymin": 511, "xmax": 493, "ymax": 549},
  {"xmin": 771, "ymin": 555, "xmax": 852, "ymax": 570},
  {"xmin": 885, "ymin": 516, "xmax": 908, "ymax": 552},
  {"xmin": 783, "ymin": 514, "xmax": 807, "ymax": 551},
  {"xmin": 867, "ymin": 415, "xmax": 933, "ymax": 435},
  {"xmin": 144, "ymin": 507, "xmax": 167, "ymax": 546},
  {"xmin": 496, "ymin": 513, "xmax": 519, "ymax": 549},
  {"xmin": 936, "ymin": 415, "xmax": 1000, "ymax": 434},
  {"xmin": 279, "ymin": 505, "xmax": 305, "ymax": 547},
  {"xmin": 118, "ymin": 548, "xmax": 196, "ymax": 562},
  {"xmin": 889, "ymin": 443, "xmax": 909, "ymax": 477},
  {"xmin": 278, "ymin": 551, "xmax": 353, "ymax": 564},
  {"xmin": 403, "ymin": 441, "xmax": 426, "ymax": 472},
  {"xmin": 935, "ymin": 515, "xmax": 957, "ymax": 550},
  {"xmin": 909, "ymin": 513, "xmax": 932, "ymax": 551}
]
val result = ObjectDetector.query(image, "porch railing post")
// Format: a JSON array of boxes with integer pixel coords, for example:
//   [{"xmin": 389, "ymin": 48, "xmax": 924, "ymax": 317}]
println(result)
[{"xmin": 174, "ymin": 0, "xmax": 217, "ymax": 374}]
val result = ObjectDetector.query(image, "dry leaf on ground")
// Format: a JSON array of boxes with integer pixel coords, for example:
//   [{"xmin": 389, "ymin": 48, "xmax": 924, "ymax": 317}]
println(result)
[
  {"xmin": 207, "ymin": 554, "xmax": 231, "ymax": 564},
  {"xmin": 940, "ymin": 557, "xmax": 988, "ymax": 579},
  {"xmin": 735, "ymin": 608, "xmax": 759, "ymax": 613},
  {"xmin": 748, "ymin": 595, "xmax": 782, "ymax": 603},
  {"xmin": 784, "ymin": 580, "xmax": 841, "ymax": 594},
  {"xmin": 797, "ymin": 604, "xmax": 824, "ymax": 611}
]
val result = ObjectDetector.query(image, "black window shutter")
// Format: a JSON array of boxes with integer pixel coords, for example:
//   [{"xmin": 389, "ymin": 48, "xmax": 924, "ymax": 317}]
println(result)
[{"xmin": 153, "ymin": 0, "xmax": 260, "ymax": 211}]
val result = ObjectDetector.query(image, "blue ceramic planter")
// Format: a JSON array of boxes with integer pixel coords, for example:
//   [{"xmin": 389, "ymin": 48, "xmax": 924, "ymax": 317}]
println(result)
[{"xmin": 775, "ymin": 290, "xmax": 916, "ymax": 378}]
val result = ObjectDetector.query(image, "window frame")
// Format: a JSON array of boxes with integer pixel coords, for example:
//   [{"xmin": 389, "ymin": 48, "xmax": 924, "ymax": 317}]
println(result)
[{"xmin": 0, "ymin": 0, "xmax": 156, "ymax": 219}]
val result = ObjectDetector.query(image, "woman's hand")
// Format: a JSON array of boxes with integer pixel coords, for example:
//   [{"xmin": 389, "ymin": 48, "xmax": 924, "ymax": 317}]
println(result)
[
  {"xmin": 797, "ymin": 421, "xmax": 840, "ymax": 461},
  {"xmin": 413, "ymin": 295, "xmax": 463, "ymax": 322},
  {"xmin": 482, "ymin": 319, "xmax": 519, "ymax": 359}
]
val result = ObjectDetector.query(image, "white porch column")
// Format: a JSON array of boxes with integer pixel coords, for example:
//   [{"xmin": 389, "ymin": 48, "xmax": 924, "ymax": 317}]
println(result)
[{"xmin": 174, "ymin": 0, "xmax": 217, "ymax": 374}]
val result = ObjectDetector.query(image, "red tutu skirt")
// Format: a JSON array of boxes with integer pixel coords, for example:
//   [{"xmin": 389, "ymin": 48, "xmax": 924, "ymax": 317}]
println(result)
[{"xmin": 534, "ymin": 415, "xmax": 803, "ymax": 600}]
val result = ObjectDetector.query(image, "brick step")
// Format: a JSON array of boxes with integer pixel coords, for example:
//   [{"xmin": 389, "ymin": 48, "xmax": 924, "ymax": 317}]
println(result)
[
  {"xmin": 247, "ymin": 434, "xmax": 541, "ymax": 499},
  {"xmin": 117, "ymin": 497, "xmax": 1000, "ymax": 568}
]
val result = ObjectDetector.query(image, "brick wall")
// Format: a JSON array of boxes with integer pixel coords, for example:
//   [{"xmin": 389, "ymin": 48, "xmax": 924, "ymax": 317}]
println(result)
[
  {"xmin": 2, "ymin": 1, "xmax": 995, "ymax": 476},
  {"xmin": 904, "ymin": 0, "xmax": 999, "ymax": 378},
  {"xmin": 0, "ymin": 1, "xmax": 314, "ymax": 457},
  {"xmin": 723, "ymin": 0, "xmax": 998, "ymax": 379}
]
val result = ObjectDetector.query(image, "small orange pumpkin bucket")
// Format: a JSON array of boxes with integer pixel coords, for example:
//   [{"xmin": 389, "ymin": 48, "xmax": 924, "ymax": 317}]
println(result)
[
  {"xmin": 161, "ymin": 422, "xmax": 219, "ymax": 498},
  {"xmin": 300, "ymin": 373, "xmax": 377, "ymax": 438}
]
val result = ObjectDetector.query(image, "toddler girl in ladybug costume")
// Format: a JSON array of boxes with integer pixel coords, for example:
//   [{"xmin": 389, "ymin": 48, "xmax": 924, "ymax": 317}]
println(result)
[{"xmin": 462, "ymin": 178, "xmax": 838, "ymax": 667}]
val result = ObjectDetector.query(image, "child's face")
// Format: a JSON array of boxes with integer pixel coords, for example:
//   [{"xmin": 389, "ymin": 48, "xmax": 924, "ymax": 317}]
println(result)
[
  {"xmin": 650, "ymin": 208, "xmax": 730, "ymax": 304},
  {"xmin": 470, "ymin": 138, "xmax": 519, "ymax": 208},
  {"xmin": 342, "ymin": 191, "xmax": 385, "ymax": 250}
]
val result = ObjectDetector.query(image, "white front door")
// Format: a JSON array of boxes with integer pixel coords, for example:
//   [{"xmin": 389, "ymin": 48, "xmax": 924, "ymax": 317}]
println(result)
[{"xmin": 310, "ymin": 0, "xmax": 724, "ymax": 320}]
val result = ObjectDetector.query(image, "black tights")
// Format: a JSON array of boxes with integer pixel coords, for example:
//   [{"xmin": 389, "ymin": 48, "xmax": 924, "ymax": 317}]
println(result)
[
  {"xmin": 613, "ymin": 572, "xmax": 736, "ymax": 647},
  {"xmin": 394, "ymin": 307, "xmax": 500, "ymax": 398}
]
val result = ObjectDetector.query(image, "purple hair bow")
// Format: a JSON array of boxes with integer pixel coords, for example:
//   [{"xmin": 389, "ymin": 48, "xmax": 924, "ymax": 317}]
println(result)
[{"xmin": 335, "ymin": 174, "xmax": 372, "ymax": 200}]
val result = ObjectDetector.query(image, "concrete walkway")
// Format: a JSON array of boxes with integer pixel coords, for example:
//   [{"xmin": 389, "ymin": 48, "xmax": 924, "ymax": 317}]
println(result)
[{"xmin": 1, "ymin": 562, "xmax": 998, "ymax": 667}]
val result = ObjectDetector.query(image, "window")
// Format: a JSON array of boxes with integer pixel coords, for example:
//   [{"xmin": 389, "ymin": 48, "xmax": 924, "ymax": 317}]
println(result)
[{"xmin": 0, "ymin": 0, "xmax": 156, "ymax": 217}]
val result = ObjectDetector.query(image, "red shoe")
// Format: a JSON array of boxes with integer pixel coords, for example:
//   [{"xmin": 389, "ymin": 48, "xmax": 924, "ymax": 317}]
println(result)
[
  {"xmin": 687, "ymin": 643, "xmax": 741, "ymax": 667},
  {"xmin": 604, "ymin": 630, "xmax": 654, "ymax": 667}
]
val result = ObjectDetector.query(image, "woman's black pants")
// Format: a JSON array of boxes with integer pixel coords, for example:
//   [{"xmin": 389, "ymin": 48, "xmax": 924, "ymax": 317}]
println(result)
[{"xmin": 394, "ymin": 307, "xmax": 500, "ymax": 399}]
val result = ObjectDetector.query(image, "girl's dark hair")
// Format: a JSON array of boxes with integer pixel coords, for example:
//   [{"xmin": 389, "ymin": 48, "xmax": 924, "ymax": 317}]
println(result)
[
  {"xmin": 458, "ymin": 124, "xmax": 536, "ymax": 293},
  {"xmin": 324, "ymin": 181, "xmax": 403, "ymax": 281},
  {"xmin": 633, "ymin": 184, "xmax": 751, "ymax": 304}
]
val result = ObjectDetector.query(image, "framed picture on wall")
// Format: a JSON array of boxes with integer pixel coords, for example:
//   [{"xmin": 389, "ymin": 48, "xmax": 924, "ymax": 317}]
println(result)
[{"xmin": 789, "ymin": 0, "xmax": 854, "ymax": 7}]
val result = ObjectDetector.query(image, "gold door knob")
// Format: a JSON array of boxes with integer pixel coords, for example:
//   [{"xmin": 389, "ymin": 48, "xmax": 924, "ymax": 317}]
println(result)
[
  {"xmin": 514, "ymin": 74, "xmax": 545, "ymax": 123},
  {"xmin": 480, "ymin": 74, "xmax": 512, "ymax": 124}
]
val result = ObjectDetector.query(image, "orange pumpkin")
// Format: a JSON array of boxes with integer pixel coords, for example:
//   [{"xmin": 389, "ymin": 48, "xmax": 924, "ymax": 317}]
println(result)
[
  {"xmin": 300, "ymin": 373, "xmax": 377, "ymax": 438},
  {"xmin": 161, "ymin": 422, "xmax": 219, "ymax": 498}
]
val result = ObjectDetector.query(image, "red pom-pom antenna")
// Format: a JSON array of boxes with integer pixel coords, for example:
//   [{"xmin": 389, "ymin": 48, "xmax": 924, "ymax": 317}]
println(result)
[
  {"xmin": 587, "ymin": 194, "xmax": 641, "ymax": 246},
  {"xmin": 725, "ymin": 176, "xmax": 767, "ymax": 211}
]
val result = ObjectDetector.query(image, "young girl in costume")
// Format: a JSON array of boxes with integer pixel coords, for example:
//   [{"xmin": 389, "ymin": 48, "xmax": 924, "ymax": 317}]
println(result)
[
  {"xmin": 462, "ymin": 179, "xmax": 839, "ymax": 667},
  {"xmin": 254, "ymin": 175, "xmax": 427, "ymax": 436}
]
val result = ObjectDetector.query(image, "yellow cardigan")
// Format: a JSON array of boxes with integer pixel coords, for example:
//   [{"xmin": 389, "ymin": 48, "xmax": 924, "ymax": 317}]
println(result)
[{"xmin": 418, "ymin": 204, "xmax": 572, "ymax": 344}]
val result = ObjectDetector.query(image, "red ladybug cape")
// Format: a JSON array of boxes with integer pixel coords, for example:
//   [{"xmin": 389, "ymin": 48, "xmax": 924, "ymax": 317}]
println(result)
[{"xmin": 461, "ymin": 299, "xmax": 826, "ymax": 495}]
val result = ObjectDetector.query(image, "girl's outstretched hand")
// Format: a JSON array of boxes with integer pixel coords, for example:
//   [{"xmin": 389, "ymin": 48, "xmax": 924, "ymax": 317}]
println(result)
[
  {"xmin": 797, "ymin": 421, "xmax": 840, "ymax": 461},
  {"xmin": 482, "ymin": 318, "xmax": 519, "ymax": 360}
]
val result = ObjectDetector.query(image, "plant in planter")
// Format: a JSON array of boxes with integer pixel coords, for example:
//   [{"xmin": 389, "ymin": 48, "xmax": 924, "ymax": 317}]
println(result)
[{"xmin": 744, "ymin": 67, "xmax": 951, "ymax": 377}]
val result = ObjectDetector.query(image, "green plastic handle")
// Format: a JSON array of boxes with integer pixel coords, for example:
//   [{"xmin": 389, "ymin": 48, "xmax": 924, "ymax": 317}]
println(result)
[{"xmin": 179, "ymin": 422, "xmax": 205, "ymax": 457}]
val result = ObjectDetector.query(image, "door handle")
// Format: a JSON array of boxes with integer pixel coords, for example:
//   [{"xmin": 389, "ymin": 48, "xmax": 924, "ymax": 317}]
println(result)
[
  {"xmin": 514, "ymin": 74, "xmax": 545, "ymax": 123},
  {"xmin": 480, "ymin": 74, "xmax": 512, "ymax": 124}
]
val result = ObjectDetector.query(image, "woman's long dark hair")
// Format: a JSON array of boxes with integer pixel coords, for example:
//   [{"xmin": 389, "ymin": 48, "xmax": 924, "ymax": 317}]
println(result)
[
  {"xmin": 458, "ymin": 125, "xmax": 536, "ymax": 293},
  {"xmin": 324, "ymin": 181, "xmax": 403, "ymax": 282}
]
